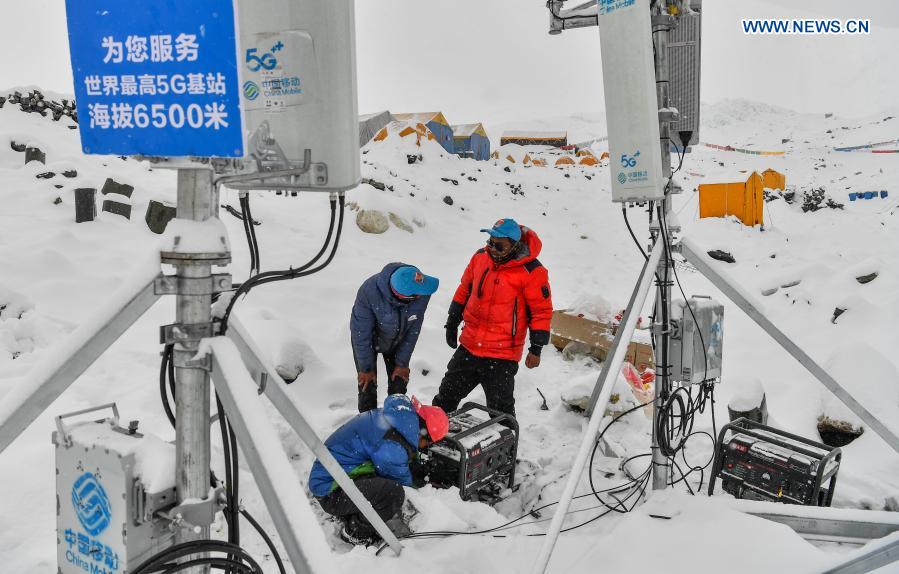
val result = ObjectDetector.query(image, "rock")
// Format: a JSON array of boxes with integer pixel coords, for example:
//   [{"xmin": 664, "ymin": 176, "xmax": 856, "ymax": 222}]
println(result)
[
  {"xmin": 440, "ymin": 177, "xmax": 459, "ymax": 186},
  {"xmin": 817, "ymin": 415, "xmax": 863, "ymax": 447},
  {"xmin": 362, "ymin": 178, "xmax": 386, "ymax": 191},
  {"xmin": 355, "ymin": 209, "xmax": 389, "ymax": 234},
  {"xmin": 412, "ymin": 217, "xmax": 425, "ymax": 228},
  {"xmin": 9, "ymin": 141, "xmax": 26, "ymax": 152},
  {"xmin": 503, "ymin": 166, "xmax": 511, "ymax": 173},
  {"xmin": 53, "ymin": 197, "xmax": 62, "ymax": 205},
  {"xmin": 74, "ymin": 188, "xmax": 96, "ymax": 223},
  {"xmin": 442, "ymin": 195, "xmax": 454, "ymax": 206},
  {"xmin": 62, "ymin": 170, "xmax": 78, "ymax": 178},
  {"xmin": 830, "ymin": 307, "xmax": 846, "ymax": 324},
  {"xmin": 761, "ymin": 287, "xmax": 778, "ymax": 296},
  {"xmin": 727, "ymin": 377, "xmax": 768, "ymax": 425},
  {"xmin": 707, "ymin": 250, "xmax": 736, "ymax": 263},
  {"xmin": 35, "ymin": 171, "xmax": 55, "ymax": 179},
  {"xmin": 25, "ymin": 147, "xmax": 45, "ymax": 164},
  {"xmin": 102, "ymin": 199, "xmax": 132, "ymax": 219},
  {"xmin": 856, "ymin": 272, "xmax": 878, "ymax": 284},
  {"xmin": 781, "ymin": 138, "xmax": 791, "ymax": 144},
  {"xmin": 101, "ymin": 178, "xmax": 134, "ymax": 198},
  {"xmin": 388, "ymin": 212, "xmax": 414, "ymax": 233},
  {"xmin": 145, "ymin": 200, "xmax": 177, "ymax": 234}
]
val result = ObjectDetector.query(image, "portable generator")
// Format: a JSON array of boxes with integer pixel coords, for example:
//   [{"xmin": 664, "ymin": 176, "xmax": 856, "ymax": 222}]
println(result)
[
  {"xmin": 420, "ymin": 402, "xmax": 519, "ymax": 502},
  {"xmin": 708, "ymin": 417, "xmax": 842, "ymax": 507}
]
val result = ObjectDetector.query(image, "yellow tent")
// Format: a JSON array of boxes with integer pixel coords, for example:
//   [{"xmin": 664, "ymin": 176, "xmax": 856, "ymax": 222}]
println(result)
[
  {"xmin": 699, "ymin": 171, "xmax": 765, "ymax": 227},
  {"xmin": 762, "ymin": 168, "xmax": 786, "ymax": 190},
  {"xmin": 555, "ymin": 156, "xmax": 575, "ymax": 166},
  {"xmin": 579, "ymin": 156, "xmax": 599, "ymax": 166},
  {"xmin": 600, "ymin": 151, "xmax": 610, "ymax": 160},
  {"xmin": 531, "ymin": 158, "xmax": 547, "ymax": 167},
  {"xmin": 576, "ymin": 149, "xmax": 594, "ymax": 157}
]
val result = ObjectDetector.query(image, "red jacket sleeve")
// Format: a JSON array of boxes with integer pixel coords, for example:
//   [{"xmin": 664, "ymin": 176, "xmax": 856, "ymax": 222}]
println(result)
[{"xmin": 523, "ymin": 265, "xmax": 553, "ymax": 346}]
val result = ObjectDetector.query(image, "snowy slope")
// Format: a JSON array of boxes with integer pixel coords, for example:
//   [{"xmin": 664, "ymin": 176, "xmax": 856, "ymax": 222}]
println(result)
[{"xmin": 0, "ymin": 92, "xmax": 897, "ymax": 573}]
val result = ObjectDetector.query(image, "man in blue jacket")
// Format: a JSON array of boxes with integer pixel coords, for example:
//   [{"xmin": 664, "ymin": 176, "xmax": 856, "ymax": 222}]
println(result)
[
  {"xmin": 309, "ymin": 395, "xmax": 449, "ymax": 545},
  {"xmin": 351, "ymin": 263, "xmax": 439, "ymax": 412}
]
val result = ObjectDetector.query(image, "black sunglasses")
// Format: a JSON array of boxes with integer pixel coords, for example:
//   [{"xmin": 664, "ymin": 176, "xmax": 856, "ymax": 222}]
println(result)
[{"xmin": 486, "ymin": 238, "xmax": 513, "ymax": 252}]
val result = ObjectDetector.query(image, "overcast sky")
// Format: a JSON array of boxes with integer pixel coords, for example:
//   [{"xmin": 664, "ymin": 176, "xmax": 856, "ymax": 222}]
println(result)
[{"xmin": 1, "ymin": 0, "xmax": 896, "ymax": 125}]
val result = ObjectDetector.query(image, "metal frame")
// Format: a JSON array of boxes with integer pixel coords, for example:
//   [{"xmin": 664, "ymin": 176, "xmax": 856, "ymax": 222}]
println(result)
[
  {"xmin": 823, "ymin": 536, "xmax": 899, "ymax": 574},
  {"xmin": 209, "ymin": 340, "xmax": 327, "ymax": 574},
  {"xmin": 533, "ymin": 238, "xmax": 664, "ymax": 574},
  {"xmin": 0, "ymin": 273, "xmax": 160, "ymax": 455},
  {"xmin": 679, "ymin": 237, "xmax": 899, "ymax": 457},
  {"xmin": 225, "ymin": 316, "xmax": 404, "ymax": 555}
]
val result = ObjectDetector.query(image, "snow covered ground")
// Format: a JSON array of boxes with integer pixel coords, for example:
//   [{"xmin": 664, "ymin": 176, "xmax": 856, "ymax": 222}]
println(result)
[{"xmin": 0, "ymin": 92, "xmax": 897, "ymax": 573}]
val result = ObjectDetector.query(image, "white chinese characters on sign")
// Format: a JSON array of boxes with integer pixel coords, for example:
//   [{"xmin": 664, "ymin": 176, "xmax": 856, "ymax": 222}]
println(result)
[
  {"xmin": 88, "ymin": 102, "xmax": 230, "ymax": 131},
  {"xmin": 83, "ymin": 73, "xmax": 227, "ymax": 98},
  {"xmin": 100, "ymin": 34, "xmax": 198, "ymax": 63}
]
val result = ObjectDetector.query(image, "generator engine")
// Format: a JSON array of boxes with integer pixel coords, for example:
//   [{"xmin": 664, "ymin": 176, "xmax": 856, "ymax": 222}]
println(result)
[
  {"xmin": 708, "ymin": 417, "xmax": 842, "ymax": 506},
  {"xmin": 420, "ymin": 402, "xmax": 519, "ymax": 502}
]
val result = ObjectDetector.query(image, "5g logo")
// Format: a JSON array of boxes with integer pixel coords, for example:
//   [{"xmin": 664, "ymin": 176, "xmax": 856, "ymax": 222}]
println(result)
[
  {"xmin": 245, "ymin": 47, "xmax": 278, "ymax": 72},
  {"xmin": 620, "ymin": 151, "xmax": 640, "ymax": 168}
]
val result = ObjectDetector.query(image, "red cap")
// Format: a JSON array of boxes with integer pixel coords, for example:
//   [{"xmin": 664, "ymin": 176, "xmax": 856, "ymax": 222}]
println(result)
[{"xmin": 411, "ymin": 396, "xmax": 449, "ymax": 442}]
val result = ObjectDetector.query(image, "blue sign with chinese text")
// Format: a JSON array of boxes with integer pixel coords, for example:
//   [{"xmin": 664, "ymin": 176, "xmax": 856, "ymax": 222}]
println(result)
[{"xmin": 65, "ymin": 0, "xmax": 244, "ymax": 157}]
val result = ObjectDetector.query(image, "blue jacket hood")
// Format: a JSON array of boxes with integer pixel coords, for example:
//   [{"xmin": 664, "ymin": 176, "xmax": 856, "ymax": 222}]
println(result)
[
  {"xmin": 376, "ymin": 262, "xmax": 407, "ymax": 307},
  {"xmin": 381, "ymin": 394, "xmax": 421, "ymax": 447}
]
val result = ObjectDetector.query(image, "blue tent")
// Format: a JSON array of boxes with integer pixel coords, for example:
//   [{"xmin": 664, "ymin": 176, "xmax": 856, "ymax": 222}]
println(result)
[
  {"xmin": 451, "ymin": 123, "xmax": 490, "ymax": 161},
  {"xmin": 393, "ymin": 112, "xmax": 455, "ymax": 154}
]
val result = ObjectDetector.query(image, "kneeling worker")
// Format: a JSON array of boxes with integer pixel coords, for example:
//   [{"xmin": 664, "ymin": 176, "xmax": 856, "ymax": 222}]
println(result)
[
  {"xmin": 351, "ymin": 263, "xmax": 439, "ymax": 412},
  {"xmin": 308, "ymin": 395, "xmax": 449, "ymax": 545}
]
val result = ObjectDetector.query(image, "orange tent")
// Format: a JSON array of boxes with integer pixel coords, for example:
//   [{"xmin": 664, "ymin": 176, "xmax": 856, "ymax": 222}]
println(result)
[
  {"xmin": 531, "ymin": 158, "xmax": 547, "ymax": 167},
  {"xmin": 555, "ymin": 156, "xmax": 575, "ymax": 166},
  {"xmin": 762, "ymin": 168, "xmax": 786, "ymax": 190},
  {"xmin": 576, "ymin": 149, "xmax": 594, "ymax": 157},
  {"xmin": 579, "ymin": 156, "xmax": 599, "ymax": 166},
  {"xmin": 600, "ymin": 151, "xmax": 610, "ymax": 160},
  {"xmin": 506, "ymin": 155, "xmax": 516, "ymax": 163},
  {"xmin": 699, "ymin": 171, "xmax": 765, "ymax": 227}
]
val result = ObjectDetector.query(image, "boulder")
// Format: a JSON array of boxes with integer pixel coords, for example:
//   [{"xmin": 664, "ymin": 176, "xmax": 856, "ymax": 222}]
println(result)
[
  {"xmin": 74, "ymin": 188, "xmax": 96, "ymax": 223},
  {"xmin": 101, "ymin": 178, "xmax": 134, "ymax": 198},
  {"xmin": 355, "ymin": 209, "xmax": 389, "ymax": 234},
  {"xmin": 145, "ymin": 200, "xmax": 177, "ymax": 234},
  {"xmin": 388, "ymin": 212, "xmax": 413, "ymax": 233},
  {"xmin": 102, "ymin": 199, "xmax": 132, "ymax": 219}
]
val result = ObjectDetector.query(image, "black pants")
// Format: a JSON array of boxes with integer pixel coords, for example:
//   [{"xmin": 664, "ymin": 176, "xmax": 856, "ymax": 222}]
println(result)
[
  {"xmin": 356, "ymin": 352, "xmax": 408, "ymax": 413},
  {"xmin": 316, "ymin": 476, "xmax": 405, "ymax": 539},
  {"xmin": 433, "ymin": 346, "xmax": 519, "ymax": 416}
]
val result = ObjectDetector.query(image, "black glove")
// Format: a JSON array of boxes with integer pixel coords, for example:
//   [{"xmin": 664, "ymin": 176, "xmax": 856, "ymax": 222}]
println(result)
[{"xmin": 445, "ymin": 301, "xmax": 464, "ymax": 350}]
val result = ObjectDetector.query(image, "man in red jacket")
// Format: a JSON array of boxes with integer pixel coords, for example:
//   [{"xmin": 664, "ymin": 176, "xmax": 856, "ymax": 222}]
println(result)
[{"xmin": 433, "ymin": 218, "xmax": 553, "ymax": 417}]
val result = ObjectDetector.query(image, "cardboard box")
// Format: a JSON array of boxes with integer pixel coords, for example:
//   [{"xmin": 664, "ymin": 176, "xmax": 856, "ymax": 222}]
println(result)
[{"xmin": 550, "ymin": 309, "xmax": 654, "ymax": 372}]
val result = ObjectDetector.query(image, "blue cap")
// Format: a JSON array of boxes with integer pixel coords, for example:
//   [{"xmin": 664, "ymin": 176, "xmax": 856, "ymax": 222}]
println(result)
[
  {"xmin": 390, "ymin": 266, "xmax": 439, "ymax": 297},
  {"xmin": 480, "ymin": 218, "xmax": 521, "ymax": 241}
]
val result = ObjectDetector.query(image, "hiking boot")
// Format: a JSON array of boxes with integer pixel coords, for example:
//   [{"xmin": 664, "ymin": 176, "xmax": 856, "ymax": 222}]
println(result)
[
  {"xmin": 339, "ymin": 515, "xmax": 382, "ymax": 547},
  {"xmin": 386, "ymin": 514, "xmax": 413, "ymax": 538}
]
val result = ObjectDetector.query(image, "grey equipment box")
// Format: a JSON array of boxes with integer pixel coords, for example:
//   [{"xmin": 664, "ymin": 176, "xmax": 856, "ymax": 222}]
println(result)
[
  {"xmin": 671, "ymin": 295, "xmax": 723, "ymax": 385},
  {"xmin": 54, "ymin": 404, "xmax": 177, "ymax": 574}
]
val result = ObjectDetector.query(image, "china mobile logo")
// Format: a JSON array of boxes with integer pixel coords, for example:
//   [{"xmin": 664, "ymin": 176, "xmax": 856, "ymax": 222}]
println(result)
[{"xmin": 72, "ymin": 472, "xmax": 112, "ymax": 536}]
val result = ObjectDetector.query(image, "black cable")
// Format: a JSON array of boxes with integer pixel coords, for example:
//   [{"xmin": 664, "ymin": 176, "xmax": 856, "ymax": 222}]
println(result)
[
  {"xmin": 239, "ymin": 195, "xmax": 257, "ymax": 276},
  {"xmin": 244, "ymin": 195, "xmax": 261, "ymax": 275},
  {"xmin": 240, "ymin": 509, "xmax": 287, "ymax": 574},
  {"xmin": 218, "ymin": 195, "xmax": 343, "ymax": 335},
  {"xmin": 159, "ymin": 345, "xmax": 176, "ymax": 428},
  {"xmin": 132, "ymin": 541, "xmax": 262, "ymax": 574}
]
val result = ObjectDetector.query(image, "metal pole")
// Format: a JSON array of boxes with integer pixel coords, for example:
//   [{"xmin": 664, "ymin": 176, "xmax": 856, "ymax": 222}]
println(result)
[
  {"xmin": 822, "ymin": 536, "xmax": 899, "ymax": 574},
  {"xmin": 0, "ymin": 274, "xmax": 160, "ymax": 454},
  {"xmin": 225, "ymin": 315, "xmax": 404, "ymax": 554},
  {"xmin": 650, "ymin": 5, "xmax": 675, "ymax": 491},
  {"xmin": 174, "ymin": 168, "xmax": 216, "ymax": 573},
  {"xmin": 532, "ymin": 239, "xmax": 663, "ymax": 574},
  {"xmin": 209, "ymin": 339, "xmax": 331, "ymax": 574},
  {"xmin": 679, "ymin": 238, "xmax": 899, "ymax": 456}
]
